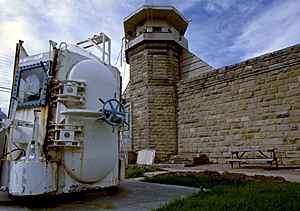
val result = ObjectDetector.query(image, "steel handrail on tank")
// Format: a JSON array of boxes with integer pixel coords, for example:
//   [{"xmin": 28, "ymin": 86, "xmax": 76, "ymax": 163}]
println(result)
[{"xmin": 76, "ymin": 33, "xmax": 111, "ymax": 65}]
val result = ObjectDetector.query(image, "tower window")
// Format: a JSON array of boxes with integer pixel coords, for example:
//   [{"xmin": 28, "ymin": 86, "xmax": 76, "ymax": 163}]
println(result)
[{"xmin": 152, "ymin": 27, "xmax": 162, "ymax": 32}]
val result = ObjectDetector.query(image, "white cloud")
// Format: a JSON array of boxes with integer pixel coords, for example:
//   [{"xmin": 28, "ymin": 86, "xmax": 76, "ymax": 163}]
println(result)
[
  {"xmin": 204, "ymin": 0, "xmax": 233, "ymax": 12},
  {"xmin": 230, "ymin": 0, "xmax": 300, "ymax": 60},
  {"xmin": 0, "ymin": 17, "xmax": 43, "ymax": 55},
  {"xmin": 1, "ymin": 0, "xmax": 300, "ymax": 112},
  {"xmin": 172, "ymin": 0, "xmax": 199, "ymax": 12},
  {"xmin": 0, "ymin": 0, "xmax": 145, "ymax": 112}
]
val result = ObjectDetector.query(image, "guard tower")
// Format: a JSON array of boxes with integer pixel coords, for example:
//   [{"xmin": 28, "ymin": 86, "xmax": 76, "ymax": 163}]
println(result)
[{"xmin": 124, "ymin": 5, "xmax": 189, "ymax": 161}]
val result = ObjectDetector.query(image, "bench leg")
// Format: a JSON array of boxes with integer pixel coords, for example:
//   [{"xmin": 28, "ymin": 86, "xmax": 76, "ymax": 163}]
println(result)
[
  {"xmin": 230, "ymin": 161, "xmax": 234, "ymax": 169},
  {"xmin": 273, "ymin": 151, "xmax": 278, "ymax": 168},
  {"xmin": 275, "ymin": 158, "xmax": 278, "ymax": 168}
]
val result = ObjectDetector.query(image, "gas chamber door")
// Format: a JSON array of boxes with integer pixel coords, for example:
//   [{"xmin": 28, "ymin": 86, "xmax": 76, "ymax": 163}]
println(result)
[{"xmin": 62, "ymin": 59, "xmax": 119, "ymax": 183}]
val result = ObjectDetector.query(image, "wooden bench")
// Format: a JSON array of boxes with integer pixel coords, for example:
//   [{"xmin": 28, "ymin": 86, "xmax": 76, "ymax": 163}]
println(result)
[{"xmin": 228, "ymin": 147, "xmax": 278, "ymax": 168}]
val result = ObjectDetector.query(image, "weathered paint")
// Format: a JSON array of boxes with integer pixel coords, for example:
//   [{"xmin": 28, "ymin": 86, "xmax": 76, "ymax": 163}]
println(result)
[
  {"xmin": 9, "ymin": 160, "xmax": 57, "ymax": 195},
  {"xmin": 3, "ymin": 34, "xmax": 123, "ymax": 196}
]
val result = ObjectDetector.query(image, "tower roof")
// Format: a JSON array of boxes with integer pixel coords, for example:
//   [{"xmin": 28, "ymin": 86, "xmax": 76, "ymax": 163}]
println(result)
[{"xmin": 124, "ymin": 5, "xmax": 189, "ymax": 38}]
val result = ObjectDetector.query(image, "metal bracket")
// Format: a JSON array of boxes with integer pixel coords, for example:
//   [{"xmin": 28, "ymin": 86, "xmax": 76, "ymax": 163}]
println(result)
[
  {"xmin": 47, "ymin": 124, "xmax": 83, "ymax": 148},
  {"xmin": 55, "ymin": 80, "xmax": 86, "ymax": 107}
]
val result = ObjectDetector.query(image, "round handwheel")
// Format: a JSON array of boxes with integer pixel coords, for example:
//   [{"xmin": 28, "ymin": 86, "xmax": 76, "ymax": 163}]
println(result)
[{"xmin": 102, "ymin": 99, "xmax": 126, "ymax": 126}]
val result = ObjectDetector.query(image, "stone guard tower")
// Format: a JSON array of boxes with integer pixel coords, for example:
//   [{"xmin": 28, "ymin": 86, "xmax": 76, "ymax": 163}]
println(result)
[{"xmin": 124, "ymin": 5, "xmax": 189, "ymax": 161}]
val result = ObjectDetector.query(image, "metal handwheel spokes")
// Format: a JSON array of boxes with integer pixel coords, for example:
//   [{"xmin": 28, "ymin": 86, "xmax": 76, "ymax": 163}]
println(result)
[{"xmin": 99, "ymin": 98, "xmax": 128, "ymax": 127}]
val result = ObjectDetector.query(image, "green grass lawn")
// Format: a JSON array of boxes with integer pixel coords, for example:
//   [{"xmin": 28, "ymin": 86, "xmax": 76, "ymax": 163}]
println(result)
[{"xmin": 144, "ymin": 172, "xmax": 300, "ymax": 211}]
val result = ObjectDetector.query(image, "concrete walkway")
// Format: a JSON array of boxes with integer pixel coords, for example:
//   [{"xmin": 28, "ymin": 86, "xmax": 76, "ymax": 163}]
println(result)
[
  {"xmin": 0, "ymin": 180, "xmax": 199, "ymax": 211},
  {"xmin": 156, "ymin": 164, "xmax": 300, "ymax": 183}
]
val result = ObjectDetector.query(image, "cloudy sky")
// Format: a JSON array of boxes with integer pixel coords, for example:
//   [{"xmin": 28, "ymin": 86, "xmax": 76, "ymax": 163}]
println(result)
[{"xmin": 0, "ymin": 0, "xmax": 300, "ymax": 113}]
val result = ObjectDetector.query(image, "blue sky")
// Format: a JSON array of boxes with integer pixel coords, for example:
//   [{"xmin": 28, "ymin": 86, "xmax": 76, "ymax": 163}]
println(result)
[{"xmin": 1, "ymin": 0, "xmax": 300, "ymax": 113}]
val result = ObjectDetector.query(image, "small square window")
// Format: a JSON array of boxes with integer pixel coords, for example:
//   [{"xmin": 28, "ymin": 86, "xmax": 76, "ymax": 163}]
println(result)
[{"xmin": 15, "ymin": 62, "xmax": 49, "ymax": 108}]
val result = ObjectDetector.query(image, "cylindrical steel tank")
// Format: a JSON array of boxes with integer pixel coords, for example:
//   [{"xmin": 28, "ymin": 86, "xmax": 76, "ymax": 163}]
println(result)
[{"xmin": 63, "ymin": 59, "xmax": 119, "ymax": 183}]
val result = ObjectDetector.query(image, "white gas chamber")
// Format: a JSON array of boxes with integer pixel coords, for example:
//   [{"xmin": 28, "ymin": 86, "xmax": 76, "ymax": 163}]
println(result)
[{"xmin": 0, "ymin": 33, "xmax": 127, "ymax": 196}]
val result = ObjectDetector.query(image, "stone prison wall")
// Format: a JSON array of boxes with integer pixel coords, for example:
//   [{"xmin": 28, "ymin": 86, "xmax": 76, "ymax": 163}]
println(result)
[
  {"xmin": 126, "ymin": 42, "xmax": 181, "ymax": 160},
  {"xmin": 177, "ymin": 44, "xmax": 300, "ymax": 165}
]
